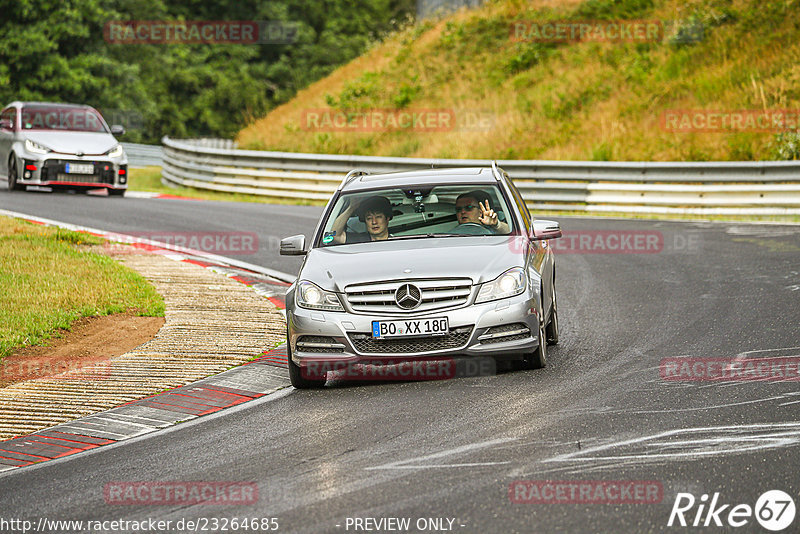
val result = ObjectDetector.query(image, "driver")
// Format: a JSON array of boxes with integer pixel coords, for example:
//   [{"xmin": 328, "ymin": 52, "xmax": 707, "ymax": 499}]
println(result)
[
  {"xmin": 330, "ymin": 195, "xmax": 393, "ymax": 244},
  {"xmin": 455, "ymin": 190, "xmax": 509, "ymax": 233}
]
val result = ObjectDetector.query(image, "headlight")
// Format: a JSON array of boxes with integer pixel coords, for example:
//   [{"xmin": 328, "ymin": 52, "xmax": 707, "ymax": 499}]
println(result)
[
  {"xmin": 296, "ymin": 281, "xmax": 344, "ymax": 311},
  {"xmin": 475, "ymin": 267, "xmax": 527, "ymax": 304},
  {"xmin": 25, "ymin": 139, "xmax": 50, "ymax": 154},
  {"xmin": 106, "ymin": 144, "xmax": 123, "ymax": 158}
]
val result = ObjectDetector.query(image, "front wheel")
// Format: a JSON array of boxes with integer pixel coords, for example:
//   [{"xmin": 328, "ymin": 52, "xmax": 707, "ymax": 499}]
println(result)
[
  {"xmin": 523, "ymin": 316, "xmax": 547, "ymax": 370},
  {"xmin": 7, "ymin": 156, "xmax": 23, "ymax": 191},
  {"xmin": 546, "ymin": 283, "xmax": 559, "ymax": 345},
  {"xmin": 287, "ymin": 331, "xmax": 326, "ymax": 389}
]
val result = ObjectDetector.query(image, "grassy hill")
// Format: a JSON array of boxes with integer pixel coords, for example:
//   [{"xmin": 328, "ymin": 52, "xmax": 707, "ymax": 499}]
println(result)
[{"xmin": 237, "ymin": 0, "xmax": 800, "ymax": 161}]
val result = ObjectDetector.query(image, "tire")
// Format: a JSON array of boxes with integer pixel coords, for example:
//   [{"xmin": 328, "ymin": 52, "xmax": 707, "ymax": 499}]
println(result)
[
  {"xmin": 7, "ymin": 156, "xmax": 23, "ymax": 191},
  {"xmin": 523, "ymin": 311, "xmax": 547, "ymax": 370},
  {"xmin": 546, "ymin": 281, "xmax": 559, "ymax": 345},
  {"xmin": 108, "ymin": 188, "xmax": 126, "ymax": 197},
  {"xmin": 287, "ymin": 330, "xmax": 326, "ymax": 389}
]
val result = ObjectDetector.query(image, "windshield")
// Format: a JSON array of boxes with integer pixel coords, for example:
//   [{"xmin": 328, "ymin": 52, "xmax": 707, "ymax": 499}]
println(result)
[
  {"xmin": 20, "ymin": 105, "xmax": 109, "ymax": 132},
  {"xmin": 318, "ymin": 184, "xmax": 516, "ymax": 247}
]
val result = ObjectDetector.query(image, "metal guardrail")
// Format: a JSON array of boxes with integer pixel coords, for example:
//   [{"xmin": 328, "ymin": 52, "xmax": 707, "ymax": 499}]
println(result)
[
  {"xmin": 161, "ymin": 136, "xmax": 800, "ymax": 215},
  {"xmin": 122, "ymin": 142, "xmax": 163, "ymax": 168}
]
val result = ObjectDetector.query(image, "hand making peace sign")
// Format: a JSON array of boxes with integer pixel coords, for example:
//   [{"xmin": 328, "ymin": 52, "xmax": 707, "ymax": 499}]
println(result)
[{"xmin": 477, "ymin": 199, "xmax": 499, "ymax": 228}]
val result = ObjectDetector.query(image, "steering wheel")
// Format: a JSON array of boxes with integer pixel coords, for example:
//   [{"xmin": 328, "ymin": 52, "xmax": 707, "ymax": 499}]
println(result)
[{"xmin": 451, "ymin": 222, "xmax": 495, "ymax": 236}]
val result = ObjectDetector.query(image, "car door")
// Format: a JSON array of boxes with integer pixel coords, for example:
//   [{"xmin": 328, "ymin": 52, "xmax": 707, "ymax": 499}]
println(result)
[
  {"xmin": 505, "ymin": 174, "xmax": 552, "ymax": 317},
  {"xmin": 0, "ymin": 107, "xmax": 16, "ymax": 177}
]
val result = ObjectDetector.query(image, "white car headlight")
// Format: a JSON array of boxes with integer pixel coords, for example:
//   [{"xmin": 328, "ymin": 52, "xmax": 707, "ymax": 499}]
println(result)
[
  {"xmin": 475, "ymin": 267, "xmax": 527, "ymax": 304},
  {"xmin": 25, "ymin": 139, "xmax": 50, "ymax": 154},
  {"xmin": 296, "ymin": 281, "xmax": 344, "ymax": 311},
  {"xmin": 106, "ymin": 144, "xmax": 124, "ymax": 158}
]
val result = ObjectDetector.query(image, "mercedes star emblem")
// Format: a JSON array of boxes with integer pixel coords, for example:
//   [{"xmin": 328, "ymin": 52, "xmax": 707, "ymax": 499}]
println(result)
[{"xmin": 395, "ymin": 283, "xmax": 422, "ymax": 310}]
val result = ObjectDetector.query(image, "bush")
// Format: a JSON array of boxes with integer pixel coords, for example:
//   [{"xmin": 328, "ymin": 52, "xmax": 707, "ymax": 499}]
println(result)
[{"xmin": 772, "ymin": 130, "xmax": 800, "ymax": 160}]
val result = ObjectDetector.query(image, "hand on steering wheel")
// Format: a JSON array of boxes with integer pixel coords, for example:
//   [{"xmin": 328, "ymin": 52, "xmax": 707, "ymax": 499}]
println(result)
[{"xmin": 454, "ymin": 222, "xmax": 494, "ymax": 235}]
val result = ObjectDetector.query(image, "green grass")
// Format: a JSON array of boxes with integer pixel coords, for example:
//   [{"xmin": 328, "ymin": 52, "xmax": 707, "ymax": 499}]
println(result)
[
  {"xmin": 0, "ymin": 216, "xmax": 165, "ymax": 359},
  {"xmin": 169, "ymin": 0, "xmax": 799, "ymax": 223},
  {"xmin": 238, "ymin": 0, "xmax": 800, "ymax": 162}
]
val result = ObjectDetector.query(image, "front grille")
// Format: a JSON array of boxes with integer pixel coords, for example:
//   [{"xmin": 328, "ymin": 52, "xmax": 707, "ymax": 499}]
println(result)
[
  {"xmin": 345, "ymin": 279, "xmax": 472, "ymax": 314},
  {"xmin": 41, "ymin": 159, "xmax": 114, "ymax": 184},
  {"xmin": 296, "ymin": 336, "xmax": 345, "ymax": 353},
  {"xmin": 55, "ymin": 173, "xmax": 103, "ymax": 183},
  {"xmin": 478, "ymin": 323, "xmax": 532, "ymax": 344},
  {"xmin": 348, "ymin": 326, "xmax": 472, "ymax": 354}
]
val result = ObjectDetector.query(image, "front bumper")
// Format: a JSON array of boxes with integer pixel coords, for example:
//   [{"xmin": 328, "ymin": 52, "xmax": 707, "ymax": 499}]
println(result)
[
  {"xmin": 16, "ymin": 153, "xmax": 128, "ymax": 190},
  {"xmin": 287, "ymin": 292, "xmax": 542, "ymax": 367}
]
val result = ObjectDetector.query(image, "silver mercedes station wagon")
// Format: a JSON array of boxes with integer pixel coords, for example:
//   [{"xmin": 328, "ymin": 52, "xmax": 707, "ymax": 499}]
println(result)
[{"xmin": 280, "ymin": 164, "xmax": 562, "ymax": 388}]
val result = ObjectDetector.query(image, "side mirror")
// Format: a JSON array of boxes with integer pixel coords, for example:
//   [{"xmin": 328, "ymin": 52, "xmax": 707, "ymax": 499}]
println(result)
[
  {"xmin": 0, "ymin": 119, "xmax": 12, "ymax": 130},
  {"xmin": 280, "ymin": 234, "xmax": 306, "ymax": 255},
  {"xmin": 531, "ymin": 219, "xmax": 562, "ymax": 240},
  {"xmin": 110, "ymin": 124, "xmax": 125, "ymax": 136}
]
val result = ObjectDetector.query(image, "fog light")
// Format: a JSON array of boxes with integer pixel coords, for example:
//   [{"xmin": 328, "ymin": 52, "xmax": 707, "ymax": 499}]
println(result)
[
  {"xmin": 119, "ymin": 176, "xmax": 127, "ymax": 184},
  {"xmin": 24, "ymin": 171, "xmax": 31, "ymax": 178}
]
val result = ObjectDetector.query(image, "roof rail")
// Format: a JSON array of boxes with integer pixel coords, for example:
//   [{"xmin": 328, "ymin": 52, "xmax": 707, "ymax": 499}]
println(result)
[
  {"xmin": 339, "ymin": 169, "xmax": 370, "ymax": 190},
  {"xmin": 491, "ymin": 160, "xmax": 502, "ymax": 181}
]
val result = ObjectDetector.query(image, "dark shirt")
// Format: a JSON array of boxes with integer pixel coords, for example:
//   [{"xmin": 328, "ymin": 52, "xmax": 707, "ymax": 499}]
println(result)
[
  {"xmin": 346, "ymin": 231, "xmax": 394, "ymax": 243},
  {"xmin": 347, "ymin": 231, "xmax": 372, "ymax": 243}
]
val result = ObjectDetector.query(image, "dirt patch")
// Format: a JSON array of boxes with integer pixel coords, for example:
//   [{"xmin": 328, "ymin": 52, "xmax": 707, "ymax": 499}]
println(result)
[{"xmin": 0, "ymin": 313, "xmax": 164, "ymax": 387}]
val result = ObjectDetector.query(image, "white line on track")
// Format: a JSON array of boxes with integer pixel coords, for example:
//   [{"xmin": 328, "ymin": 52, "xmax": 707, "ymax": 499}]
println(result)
[
  {"xmin": 542, "ymin": 421, "xmax": 800, "ymax": 464},
  {"xmin": 365, "ymin": 437, "xmax": 517, "ymax": 470},
  {"xmin": 0, "ymin": 387, "xmax": 294, "ymax": 479},
  {"xmin": 0, "ymin": 208, "xmax": 296, "ymax": 283}
]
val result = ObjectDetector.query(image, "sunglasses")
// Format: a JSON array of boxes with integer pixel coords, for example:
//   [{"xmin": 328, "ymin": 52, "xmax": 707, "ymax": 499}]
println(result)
[{"xmin": 455, "ymin": 204, "xmax": 477, "ymax": 212}]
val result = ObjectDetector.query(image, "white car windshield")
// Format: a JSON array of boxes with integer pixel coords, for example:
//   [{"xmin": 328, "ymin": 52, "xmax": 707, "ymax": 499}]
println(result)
[
  {"xmin": 20, "ymin": 105, "xmax": 109, "ymax": 133},
  {"xmin": 320, "ymin": 184, "xmax": 516, "ymax": 246}
]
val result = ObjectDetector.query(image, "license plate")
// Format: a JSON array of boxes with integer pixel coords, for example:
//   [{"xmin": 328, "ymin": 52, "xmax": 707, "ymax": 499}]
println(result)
[
  {"xmin": 372, "ymin": 317, "xmax": 449, "ymax": 339},
  {"xmin": 65, "ymin": 163, "xmax": 94, "ymax": 174}
]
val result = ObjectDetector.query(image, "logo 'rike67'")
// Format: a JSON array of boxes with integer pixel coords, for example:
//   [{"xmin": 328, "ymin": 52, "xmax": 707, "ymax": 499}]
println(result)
[{"xmin": 669, "ymin": 490, "xmax": 796, "ymax": 531}]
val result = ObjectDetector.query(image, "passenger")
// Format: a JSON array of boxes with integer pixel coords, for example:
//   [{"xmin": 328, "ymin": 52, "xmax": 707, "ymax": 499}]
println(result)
[
  {"xmin": 454, "ymin": 190, "xmax": 510, "ymax": 233},
  {"xmin": 330, "ymin": 195, "xmax": 393, "ymax": 244}
]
